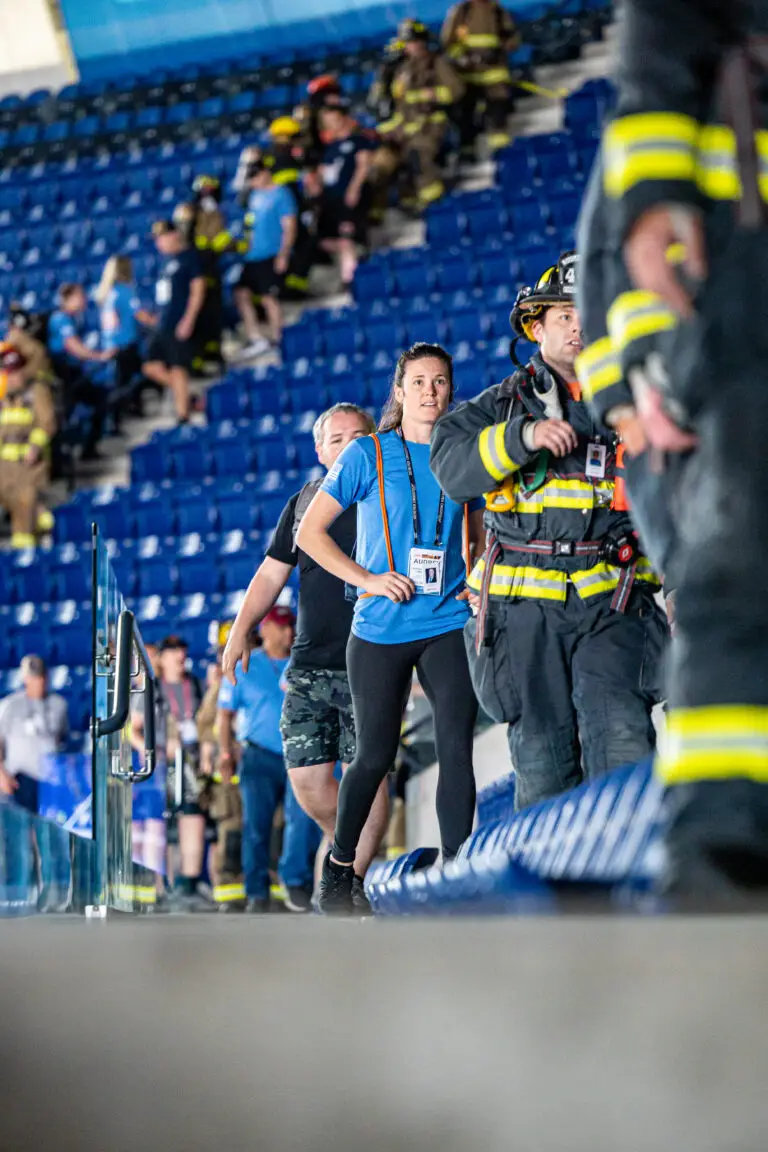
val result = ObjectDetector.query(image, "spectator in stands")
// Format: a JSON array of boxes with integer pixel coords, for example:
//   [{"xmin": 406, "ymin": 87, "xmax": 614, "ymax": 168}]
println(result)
[
  {"xmin": 297, "ymin": 74, "xmax": 345, "ymax": 166},
  {"xmin": 156, "ymin": 634, "xmax": 213, "ymax": 912},
  {"xmin": 318, "ymin": 102, "xmax": 376, "ymax": 289},
  {"xmin": 144, "ymin": 220, "xmax": 206, "ymax": 425},
  {"xmin": 265, "ymin": 117, "xmax": 317, "ymax": 301},
  {"xmin": 218, "ymin": 608, "xmax": 321, "ymax": 913},
  {"xmin": 94, "ymin": 256, "xmax": 154, "ymax": 420},
  {"xmin": 372, "ymin": 19, "xmax": 464, "ymax": 212},
  {"xmin": 297, "ymin": 343, "xmax": 484, "ymax": 912},
  {"xmin": 174, "ymin": 175, "xmax": 235, "ymax": 372},
  {"xmin": 48, "ymin": 283, "xmax": 113, "ymax": 461},
  {"xmin": 234, "ymin": 157, "xmax": 297, "ymax": 358},
  {"xmin": 0, "ymin": 341, "xmax": 56, "ymax": 548},
  {"xmin": 441, "ymin": 0, "xmax": 520, "ymax": 156},
  {"xmin": 221, "ymin": 403, "xmax": 388, "ymax": 912},
  {"xmin": 0, "ymin": 655, "xmax": 71, "ymax": 912}
]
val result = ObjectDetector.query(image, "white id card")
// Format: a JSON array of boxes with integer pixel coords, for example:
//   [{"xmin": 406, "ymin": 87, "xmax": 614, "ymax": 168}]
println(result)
[
  {"xmin": 408, "ymin": 547, "xmax": 445, "ymax": 595},
  {"xmin": 179, "ymin": 718, "xmax": 198, "ymax": 745},
  {"xmin": 585, "ymin": 442, "xmax": 607, "ymax": 480},
  {"xmin": 155, "ymin": 278, "xmax": 171, "ymax": 306}
]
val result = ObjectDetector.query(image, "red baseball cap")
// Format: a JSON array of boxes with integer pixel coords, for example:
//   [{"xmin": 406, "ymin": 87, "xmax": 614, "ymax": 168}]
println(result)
[{"xmin": 262, "ymin": 606, "xmax": 296, "ymax": 628}]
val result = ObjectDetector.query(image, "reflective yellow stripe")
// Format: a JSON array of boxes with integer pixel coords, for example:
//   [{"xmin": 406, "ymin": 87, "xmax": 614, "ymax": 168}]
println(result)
[
  {"xmin": 478, "ymin": 421, "xmax": 518, "ymax": 483},
  {"xmin": 429, "ymin": 111, "xmax": 448, "ymax": 125},
  {"xmin": 403, "ymin": 120, "xmax": 426, "ymax": 136},
  {"xmin": 195, "ymin": 236, "xmax": 211, "ymax": 249},
  {"xmin": 520, "ymin": 477, "xmax": 611, "ymax": 513},
  {"xmin": 487, "ymin": 132, "xmax": 512, "ymax": 151},
  {"xmin": 37, "ymin": 508, "xmax": 54, "ymax": 532},
  {"xmin": 0, "ymin": 443, "xmax": 26, "ymax": 461},
  {"xmin": 575, "ymin": 336, "xmax": 622, "ymax": 401},
  {"xmin": 213, "ymin": 882, "xmax": 246, "ymax": 903},
  {"xmin": 435, "ymin": 85, "xmax": 453, "ymax": 104},
  {"xmin": 657, "ymin": 705, "xmax": 768, "ymax": 785},
  {"xmin": 607, "ymin": 291, "xmax": 678, "ymax": 354},
  {"xmin": 405, "ymin": 89, "xmax": 433, "ymax": 104},
  {"xmin": 469, "ymin": 557, "xmax": 659, "ymax": 601},
  {"xmin": 0, "ymin": 407, "xmax": 34, "ymax": 425},
  {"xmin": 466, "ymin": 67, "xmax": 511, "ymax": 85},
  {"xmin": 604, "ymin": 112, "xmax": 699, "ymax": 197},
  {"xmin": 419, "ymin": 180, "xmax": 445, "ymax": 205},
  {"xmin": 212, "ymin": 230, "xmax": 233, "ymax": 253},
  {"xmin": 273, "ymin": 169, "xmax": 300, "ymax": 186},
  {"xmin": 463, "ymin": 33, "xmax": 501, "ymax": 48},
  {"xmin": 11, "ymin": 532, "xmax": 36, "ymax": 548},
  {"xmin": 378, "ymin": 114, "xmax": 404, "ymax": 135},
  {"xmin": 29, "ymin": 427, "xmax": 49, "ymax": 447}
]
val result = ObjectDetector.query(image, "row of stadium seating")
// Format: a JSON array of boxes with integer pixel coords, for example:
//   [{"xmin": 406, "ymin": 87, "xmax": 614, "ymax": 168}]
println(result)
[{"xmin": 365, "ymin": 758, "xmax": 666, "ymax": 914}]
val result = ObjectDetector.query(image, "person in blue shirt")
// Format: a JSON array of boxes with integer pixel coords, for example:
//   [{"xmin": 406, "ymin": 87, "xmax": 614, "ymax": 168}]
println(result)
[
  {"xmin": 48, "ymin": 283, "xmax": 114, "ymax": 461},
  {"xmin": 234, "ymin": 157, "xmax": 298, "ymax": 359},
  {"xmin": 143, "ymin": 220, "xmax": 207, "ymax": 425},
  {"xmin": 297, "ymin": 342, "xmax": 485, "ymax": 913},
  {"xmin": 217, "ymin": 605, "xmax": 321, "ymax": 913},
  {"xmin": 95, "ymin": 255, "xmax": 154, "ymax": 418}
]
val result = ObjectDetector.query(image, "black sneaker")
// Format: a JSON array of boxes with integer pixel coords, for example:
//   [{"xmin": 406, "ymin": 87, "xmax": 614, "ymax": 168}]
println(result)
[
  {"xmin": 317, "ymin": 851, "xmax": 354, "ymax": 915},
  {"xmin": 245, "ymin": 897, "xmax": 270, "ymax": 914},
  {"xmin": 351, "ymin": 875, "xmax": 372, "ymax": 916},
  {"xmin": 281, "ymin": 884, "xmax": 313, "ymax": 913}
]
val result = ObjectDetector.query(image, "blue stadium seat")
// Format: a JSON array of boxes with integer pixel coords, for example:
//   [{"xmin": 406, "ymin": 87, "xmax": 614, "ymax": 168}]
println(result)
[
  {"xmin": 133, "ymin": 503, "xmax": 175, "ymax": 540},
  {"xmin": 211, "ymin": 440, "xmax": 255, "ymax": 477},
  {"xmin": 176, "ymin": 500, "xmax": 217, "ymax": 536},
  {"xmin": 219, "ymin": 553, "xmax": 261, "ymax": 593},
  {"xmin": 206, "ymin": 382, "xmax": 247, "ymax": 422},
  {"xmin": 254, "ymin": 438, "xmax": 291, "ymax": 471},
  {"xmin": 52, "ymin": 625, "xmax": 92, "ymax": 668},
  {"xmin": 217, "ymin": 495, "xmax": 256, "ymax": 533},
  {"xmin": 171, "ymin": 442, "xmax": 213, "ymax": 480},
  {"xmin": 353, "ymin": 262, "xmax": 392, "ymax": 303},
  {"xmin": 135, "ymin": 558, "xmax": 178, "ymax": 598},
  {"xmin": 364, "ymin": 317, "xmax": 405, "ymax": 355},
  {"xmin": 51, "ymin": 565, "xmax": 90, "ymax": 602},
  {"xmin": 447, "ymin": 311, "xmax": 487, "ymax": 345},
  {"xmin": 177, "ymin": 553, "xmax": 222, "ymax": 596},
  {"xmin": 435, "ymin": 255, "xmax": 477, "ymax": 293},
  {"xmin": 393, "ymin": 263, "xmax": 433, "ymax": 298}
]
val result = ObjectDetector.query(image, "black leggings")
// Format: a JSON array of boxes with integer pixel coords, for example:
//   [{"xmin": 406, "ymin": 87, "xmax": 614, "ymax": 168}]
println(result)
[{"xmin": 333, "ymin": 629, "xmax": 478, "ymax": 865}]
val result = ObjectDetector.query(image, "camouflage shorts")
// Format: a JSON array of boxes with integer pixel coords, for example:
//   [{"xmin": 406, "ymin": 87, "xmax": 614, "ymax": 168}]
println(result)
[{"xmin": 280, "ymin": 667, "xmax": 356, "ymax": 769}]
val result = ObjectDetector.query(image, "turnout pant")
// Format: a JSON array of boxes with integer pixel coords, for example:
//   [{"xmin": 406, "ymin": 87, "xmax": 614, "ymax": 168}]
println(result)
[
  {"xmin": 466, "ymin": 589, "xmax": 668, "ymax": 811},
  {"xmin": 372, "ymin": 122, "xmax": 448, "ymax": 208},
  {"xmin": 459, "ymin": 81, "xmax": 512, "ymax": 152},
  {"xmin": 654, "ymin": 227, "xmax": 768, "ymax": 898},
  {"xmin": 238, "ymin": 743, "xmax": 321, "ymax": 900},
  {"xmin": 0, "ymin": 459, "xmax": 45, "ymax": 541}
]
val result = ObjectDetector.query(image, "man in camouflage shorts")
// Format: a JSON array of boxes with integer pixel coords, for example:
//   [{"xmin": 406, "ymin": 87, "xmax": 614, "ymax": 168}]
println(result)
[{"xmin": 222, "ymin": 404, "xmax": 390, "ymax": 909}]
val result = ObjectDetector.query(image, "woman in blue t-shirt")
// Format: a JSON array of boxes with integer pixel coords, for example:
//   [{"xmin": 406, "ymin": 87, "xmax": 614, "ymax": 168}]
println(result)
[
  {"xmin": 95, "ymin": 255, "xmax": 152, "ymax": 414},
  {"xmin": 297, "ymin": 342, "xmax": 485, "ymax": 912}
]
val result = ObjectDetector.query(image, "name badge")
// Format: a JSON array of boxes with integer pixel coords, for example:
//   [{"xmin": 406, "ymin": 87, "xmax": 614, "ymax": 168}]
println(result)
[
  {"xmin": 585, "ymin": 442, "xmax": 607, "ymax": 480},
  {"xmin": 408, "ymin": 547, "xmax": 445, "ymax": 595},
  {"xmin": 179, "ymin": 718, "xmax": 198, "ymax": 745}
]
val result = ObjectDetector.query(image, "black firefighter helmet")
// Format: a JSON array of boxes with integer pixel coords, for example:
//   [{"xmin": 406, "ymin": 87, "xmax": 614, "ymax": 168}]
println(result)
[
  {"xmin": 398, "ymin": 17, "xmax": 431, "ymax": 43},
  {"xmin": 509, "ymin": 250, "xmax": 580, "ymax": 343}
]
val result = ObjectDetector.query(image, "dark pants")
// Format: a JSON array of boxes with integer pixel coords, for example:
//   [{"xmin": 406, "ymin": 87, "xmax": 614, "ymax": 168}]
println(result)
[
  {"xmin": 194, "ymin": 275, "xmax": 224, "ymax": 366},
  {"xmin": 238, "ymin": 743, "xmax": 321, "ymax": 900},
  {"xmin": 655, "ymin": 226, "xmax": 768, "ymax": 896},
  {"xmin": 333, "ymin": 629, "xmax": 478, "ymax": 865},
  {"xmin": 466, "ymin": 590, "xmax": 668, "ymax": 811},
  {"xmin": 0, "ymin": 776, "xmax": 71, "ymax": 909},
  {"xmin": 54, "ymin": 357, "xmax": 108, "ymax": 456}
]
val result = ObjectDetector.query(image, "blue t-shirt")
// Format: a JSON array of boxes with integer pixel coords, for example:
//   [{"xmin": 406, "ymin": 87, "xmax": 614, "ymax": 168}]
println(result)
[
  {"xmin": 101, "ymin": 283, "xmax": 140, "ymax": 351},
  {"xmin": 48, "ymin": 309, "xmax": 81, "ymax": 361},
  {"xmin": 322, "ymin": 431, "xmax": 479, "ymax": 644},
  {"xmin": 245, "ymin": 185, "xmax": 297, "ymax": 261},
  {"xmin": 155, "ymin": 248, "xmax": 204, "ymax": 333},
  {"xmin": 217, "ymin": 650, "xmax": 289, "ymax": 755},
  {"xmin": 321, "ymin": 133, "xmax": 375, "ymax": 200}
]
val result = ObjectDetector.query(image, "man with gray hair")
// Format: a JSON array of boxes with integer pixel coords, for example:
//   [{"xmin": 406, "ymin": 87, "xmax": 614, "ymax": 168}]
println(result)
[
  {"xmin": 0, "ymin": 655, "xmax": 69, "ymax": 810},
  {"xmin": 222, "ymin": 403, "xmax": 389, "ymax": 912}
]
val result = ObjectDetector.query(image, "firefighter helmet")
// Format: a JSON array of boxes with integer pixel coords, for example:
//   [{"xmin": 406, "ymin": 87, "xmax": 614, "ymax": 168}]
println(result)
[
  {"xmin": 398, "ymin": 17, "xmax": 430, "ymax": 42},
  {"xmin": 269, "ymin": 116, "xmax": 301, "ymax": 139},
  {"xmin": 307, "ymin": 74, "xmax": 341, "ymax": 98},
  {"xmin": 192, "ymin": 174, "xmax": 221, "ymax": 196},
  {"xmin": 509, "ymin": 251, "xmax": 579, "ymax": 341}
]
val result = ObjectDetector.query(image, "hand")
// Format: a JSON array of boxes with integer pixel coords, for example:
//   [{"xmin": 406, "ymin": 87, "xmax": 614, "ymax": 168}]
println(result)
[
  {"xmin": 456, "ymin": 588, "xmax": 480, "ymax": 609},
  {"xmin": 274, "ymin": 253, "xmax": 289, "ymax": 275},
  {"xmin": 530, "ymin": 419, "xmax": 578, "ymax": 457},
  {"xmin": 206, "ymin": 662, "xmax": 222, "ymax": 689},
  {"xmin": 362, "ymin": 571, "xmax": 416, "ymax": 603},
  {"xmin": 344, "ymin": 185, "xmax": 360, "ymax": 209},
  {"xmin": 217, "ymin": 753, "xmax": 234, "ymax": 783},
  {"xmin": 175, "ymin": 316, "xmax": 194, "ymax": 342},
  {"xmin": 24, "ymin": 445, "xmax": 41, "ymax": 467},
  {"xmin": 635, "ymin": 383, "xmax": 698, "ymax": 454},
  {"xmin": 221, "ymin": 628, "xmax": 252, "ymax": 686},
  {"xmin": 624, "ymin": 205, "xmax": 707, "ymax": 320},
  {"xmin": 612, "ymin": 409, "xmax": 648, "ymax": 457},
  {"xmin": 99, "ymin": 348, "xmax": 117, "ymax": 362},
  {"xmin": 0, "ymin": 767, "xmax": 18, "ymax": 796}
]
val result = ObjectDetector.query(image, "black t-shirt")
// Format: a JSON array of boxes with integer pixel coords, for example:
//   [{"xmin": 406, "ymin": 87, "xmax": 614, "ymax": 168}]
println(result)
[
  {"xmin": 267, "ymin": 488, "xmax": 356, "ymax": 672},
  {"xmin": 321, "ymin": 133, "xmax": 375, "ymax": 201},
  {"xmin": 155, "ymin": 247, "xmax": 204, "ymax": 334}
]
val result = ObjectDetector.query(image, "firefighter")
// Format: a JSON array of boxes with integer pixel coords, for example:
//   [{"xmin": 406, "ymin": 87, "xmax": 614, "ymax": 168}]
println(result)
[
  {"xmin": 173, "ymin": 175, "xmax": 233, "ymax": 372},
  {"xmin": 264, "ymin": 116, "xmax": 316, "ymax": 300},
  {"xmin": 295, "ymin": 74, "xmax": 344, "ymax": 168},
  {"xmin": 441, "ymin": 0, "xmax": 520, "ymax": 156},
  {"xmin": 0, "ymin": 342, "xmax": 56, "ymax": 549},
  {"xmin": 372, "ymin": 19, "xmax": 464, "ymax": 212},
  {"xmin": 598, "ymin": 0, "xmax": 768, "ymax": 901},
  {"xmin": 430, "ymin": 252, "xmax": 669, "ymax": 811},
  {"xmin": 196, "ymin": 625, "xmax": 246, "ymax": 912},
  {"xmin": 368, "ymin": 35, "xmax": 406, "ymax": 123}
]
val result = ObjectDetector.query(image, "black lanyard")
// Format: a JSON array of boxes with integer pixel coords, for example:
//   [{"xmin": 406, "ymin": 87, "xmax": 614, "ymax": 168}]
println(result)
[{"xmin": 397, "ymin": 428, "xmax": 445, "ymax": 547}]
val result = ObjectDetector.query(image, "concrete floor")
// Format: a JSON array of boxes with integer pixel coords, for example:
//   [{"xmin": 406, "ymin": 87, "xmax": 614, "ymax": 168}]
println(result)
[{"xmin": 2, "ymin": 916, "xmax": 767, "ymax": 1151}]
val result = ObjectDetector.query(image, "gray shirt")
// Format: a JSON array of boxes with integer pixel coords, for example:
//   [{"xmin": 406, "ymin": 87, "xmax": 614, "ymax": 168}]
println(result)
[{"xmin": 0, "ymin": 691, "xmax": 69, "ymax": 781}]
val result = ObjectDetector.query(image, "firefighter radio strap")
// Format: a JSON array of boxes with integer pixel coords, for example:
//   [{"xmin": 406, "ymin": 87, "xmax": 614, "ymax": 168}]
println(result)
[{"xmin": 362, "ymin": 432, "xmax": 470, "ymax": 599}]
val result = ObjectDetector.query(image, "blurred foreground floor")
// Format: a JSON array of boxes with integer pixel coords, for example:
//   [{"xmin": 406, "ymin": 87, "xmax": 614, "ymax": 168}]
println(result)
[{"xmin": 1, "ymin": 916, "xmax": 766, "ymax": 1152}]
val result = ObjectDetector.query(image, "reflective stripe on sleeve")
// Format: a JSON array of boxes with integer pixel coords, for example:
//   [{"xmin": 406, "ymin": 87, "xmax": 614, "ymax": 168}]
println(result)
[
  {"xmin": 607, "ymin": 291, "xmax": 678, "ymax": 353},
  {"xmin": 478, "ymin": 421, "xmax": 518, "ymax": 483},
  {"xmin": 603, "ymin": 112, "xmax": 699, "ymax": 198},
  {"xmin": 575, "ymin": 336, "xmax": 622, "ymax": 401}
]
